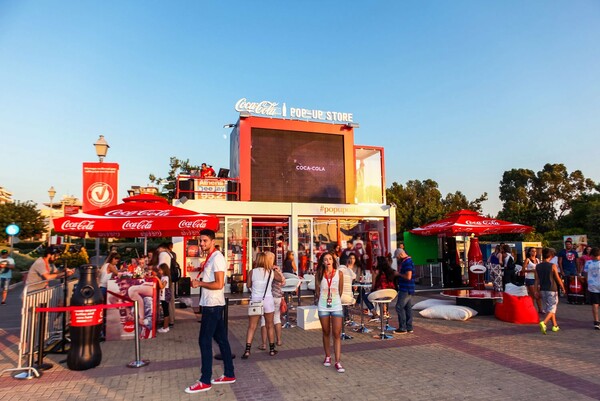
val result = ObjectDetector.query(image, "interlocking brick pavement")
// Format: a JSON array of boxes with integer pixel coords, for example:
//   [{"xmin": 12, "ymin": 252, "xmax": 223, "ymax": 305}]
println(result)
[{"xmin": 1, "ymin": 293, "xmax": 599, "ymax": 401}]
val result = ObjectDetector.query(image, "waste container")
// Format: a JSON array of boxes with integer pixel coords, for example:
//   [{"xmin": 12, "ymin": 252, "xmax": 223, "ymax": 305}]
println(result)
[{"xmin": 230, "ymin": 274, "xmax": 244, "ymax": 293}]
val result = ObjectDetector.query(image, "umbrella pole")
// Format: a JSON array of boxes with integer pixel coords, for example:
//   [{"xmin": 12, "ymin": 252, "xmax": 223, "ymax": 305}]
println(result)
[{"xmin": 144, "ymin": 237, "xmax": 147, "ymax": 255}]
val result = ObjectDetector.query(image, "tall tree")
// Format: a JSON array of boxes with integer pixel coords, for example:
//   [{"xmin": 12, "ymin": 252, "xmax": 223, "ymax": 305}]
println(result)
[
  {"xmin": 149, "ymin": 157, "xmax": 201, "ymax": 201},
  {"xmin": 387, "ymin": 179, "xmax": 487, "ymax": 235},
  {"xmin": 498, "ymin": 163, "xmax": 596, "ymax": 233},
  {"xmin": 0, "ymin": 201, "xmax": 46, "ymax": 241}
]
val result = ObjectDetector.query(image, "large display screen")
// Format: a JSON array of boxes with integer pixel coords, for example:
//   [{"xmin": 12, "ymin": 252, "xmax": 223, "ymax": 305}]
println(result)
[{"xmin": 251, "ymin": 128, "xmax": 346, "ymax": 203}]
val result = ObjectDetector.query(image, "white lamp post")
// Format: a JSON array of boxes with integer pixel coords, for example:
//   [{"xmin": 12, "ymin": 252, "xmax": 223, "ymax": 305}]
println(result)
[{"xmin": 47, "ymin": 186, "xmax": 56, "ymax": 246}]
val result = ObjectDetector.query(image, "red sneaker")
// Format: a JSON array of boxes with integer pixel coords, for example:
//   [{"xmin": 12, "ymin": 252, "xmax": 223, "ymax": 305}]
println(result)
[
  {"xmin": 211, "ymin": 375, "xmax": 236, "ymax": 385},
  {"xmin": 185, "ymin": 381, "xmax": 212, "ymax": 394}
]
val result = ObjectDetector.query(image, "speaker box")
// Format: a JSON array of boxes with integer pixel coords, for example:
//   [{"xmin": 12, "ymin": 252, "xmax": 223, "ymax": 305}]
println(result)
[{"xmin": 178, "ymin": 277, "xmax": 191, "ymax": 296}]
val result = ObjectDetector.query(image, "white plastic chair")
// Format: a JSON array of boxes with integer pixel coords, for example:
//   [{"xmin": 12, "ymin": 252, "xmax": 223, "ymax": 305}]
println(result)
[{"xmin": 281, "ymin": 277, "xmax": 301, "ymax": 328}]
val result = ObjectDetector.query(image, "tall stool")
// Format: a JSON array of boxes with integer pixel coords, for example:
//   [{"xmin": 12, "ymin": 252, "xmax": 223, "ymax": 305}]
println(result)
[
  {"xmin": 353, "ymin": 283, "xmax": 372, "ymax": 333},
  {"xmin": 368, "ymin": 289, "xmax": 398, "ymax": 340},
  {"xmin": 281, "ymin": 276, "xmax": 300, "ymax": 329},
  {"xmin": 340, "ymin": 271, "xmax": 356, "ymax": 340}
]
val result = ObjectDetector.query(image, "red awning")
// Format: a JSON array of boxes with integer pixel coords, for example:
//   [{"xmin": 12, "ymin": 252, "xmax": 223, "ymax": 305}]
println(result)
[
  {"xmin": 53, "ymin": 194, "xmax": 219, "ymax": 238},
  {"xmin": 409, "ymin": 210, "xmax": 533, "ymax": 236}
]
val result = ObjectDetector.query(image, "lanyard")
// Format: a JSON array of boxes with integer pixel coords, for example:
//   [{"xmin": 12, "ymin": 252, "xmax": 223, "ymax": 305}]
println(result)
[
  {"xmin": 325, "ymin": 269, "xmax": 335, "ymax": 298},
  {"xmin": 198, "ymin": 248, "xmax": 217, "ymax": 280}
]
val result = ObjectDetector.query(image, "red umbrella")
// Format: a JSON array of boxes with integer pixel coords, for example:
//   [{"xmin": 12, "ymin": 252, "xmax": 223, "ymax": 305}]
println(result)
[
  {"xmin": 409, "ymin": 210, "xmax": 533, "ymax": 236},
  {"xmin": 53, "ymin": 194, "xmax": 219, "ymax": 238}
]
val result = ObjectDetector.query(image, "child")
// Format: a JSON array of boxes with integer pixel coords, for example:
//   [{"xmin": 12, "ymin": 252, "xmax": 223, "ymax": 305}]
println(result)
[
  {"xmin": 535, "ymin": 248, "xmax": 566, "ymax": 334},
  {"xmin": 157, "ymin": 263, "xmax": 171, "ymax": 333},
  {"xmin": 583, "ymin": 247, "xmax": 600, "ymax": 330}
]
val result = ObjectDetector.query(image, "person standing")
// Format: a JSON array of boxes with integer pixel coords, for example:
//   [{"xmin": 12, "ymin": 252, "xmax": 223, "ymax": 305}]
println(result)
[
  {"xmin": 535, "ymin": 248, "xmax": 567, "ymax": 334},
  {"xmin": 282, "ymin": 251, "xmax": 298, "ymax": 275},
  {"xmin": 583, "ymin": 247, "xmax": 600, "ymax": 330},
  {"xmin": 558, "ymin": 240, "xmax": 579, "ymax": 277},
  {"xmin": 394, "ymin": 248, "xmax": 415, "ymax": 334},
  {"xmin": 316, "ymin": 251, "xmax": 345, "ymax": 373},
  {"xmin": 260, "ymin": 252, "xmax": 286, "ymax": 350},
  {"xmin": 501, "ymin": 245, "xmax": 516, "ymax": 290},
  {"xmin": 185, "ymin": 229, "xmax": 235, "ymax": 394},
  {"xmin": 26, "ymin": 247, "xmax": 73, "ymax": 290},
  {"xmin": 0, "ymin": 250, "xmax": 15, "ymax": 305},
  {"xmin": 523, "ymin": 248, "xmax": 542, "ymax": 312},
  {"xmin": 157, "ymin": 263, "xmax": 171, "ymax": 334},
  {"xmin": 158, "ymin": 243, "xmax": 176, "ymax": 327}
]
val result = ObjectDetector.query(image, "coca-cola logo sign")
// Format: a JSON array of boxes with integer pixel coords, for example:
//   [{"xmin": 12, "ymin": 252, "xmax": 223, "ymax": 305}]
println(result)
[
  {"xmin": 122, "ymin": 220, "xmax": 154, "ymax": 230},
  {"xmin": 234, "ymin": 97, "xmax": 355, "ymax": 124},
  {"xmin": 178, "ymin": 219, "xmax": 208, "ymax": 229},
  {"xmin": 61, "ymin": 220, "xmax": 95, "ymax": 231},
  {"xmin": 465, "ymin": 219, "xmax": 501, "ymax": 226},
  {"xmin": 105, "ymin": 209, "xmax": 171, "ymax": 217}
]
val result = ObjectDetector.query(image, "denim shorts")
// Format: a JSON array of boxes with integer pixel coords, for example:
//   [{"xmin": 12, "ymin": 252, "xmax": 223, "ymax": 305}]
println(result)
[
  {"xmin": 525, "ymin": 278, "xmax": 536, "ymax": 286},
  {"xmin": 318, "ymin": 310, "xmax": 344, "ymax": 318},
  {"xmin": 0, "ymin": 277, "xmax": 10, "ymax": 291}
]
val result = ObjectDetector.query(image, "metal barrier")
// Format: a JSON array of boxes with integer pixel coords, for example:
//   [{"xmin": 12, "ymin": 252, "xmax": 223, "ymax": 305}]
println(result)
[
  {"xmin": 414, "ymin": 263, "xmax": 444, "ymax": 288},
  {"xmin": 1, "ymin": 279, "xmax": 75, "ymax": 379}
]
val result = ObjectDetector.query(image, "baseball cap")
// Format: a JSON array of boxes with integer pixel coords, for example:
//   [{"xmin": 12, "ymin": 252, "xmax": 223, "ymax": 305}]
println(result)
[{"xmin": 0, "ymin": 250, "xmax": 8, "ymax": 254}]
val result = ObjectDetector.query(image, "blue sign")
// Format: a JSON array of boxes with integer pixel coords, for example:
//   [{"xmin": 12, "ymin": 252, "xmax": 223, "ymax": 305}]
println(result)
[{"xmin": 5, "ymin": 224, "xmax": 20, "ymax": 236}]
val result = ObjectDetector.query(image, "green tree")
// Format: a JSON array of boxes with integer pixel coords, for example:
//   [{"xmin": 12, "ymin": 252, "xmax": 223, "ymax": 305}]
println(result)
[
  {"xmin": 498, "ymin": 164, "xmax": 596, "ymax": 233},
  {"xmin": 0, "ymin": 201, "xmax": 46, "ymax": 241},
  {"xmin": 557, "ymin": 191, "xmax": 600, "ymax": 245},
  {"xmin": 149, "ymin": 157, "xmax": 201, "ymax": 201},
  {"xmin": 386, "ymin": 179, "xmax": 487, "ymax": 235}
]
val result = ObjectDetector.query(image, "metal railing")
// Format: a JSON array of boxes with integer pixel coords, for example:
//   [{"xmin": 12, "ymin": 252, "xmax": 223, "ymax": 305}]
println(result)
[
  {"xmin": 414, "ymin": 263, "xmax": 444, "ymax": 288},
  {"xmin": 176, "ymin": 175, "xmax": 240, "ymax": 201},
  {"xmin": 1, "ymin": 279, "xmax": 75, "ymax": 379}
]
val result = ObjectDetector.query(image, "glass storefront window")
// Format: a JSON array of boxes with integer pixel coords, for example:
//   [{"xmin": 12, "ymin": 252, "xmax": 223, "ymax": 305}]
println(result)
[
  {"xmin": 355, "ymin": 147, "xmax": 384, "ymax": 204},
  {"xmin": 226, "ymin": 217, "xmax": 250, "ymax": 280},
  {"xmin": 297, "ymin": 218, "xmax": 312, "ymax": 275}
]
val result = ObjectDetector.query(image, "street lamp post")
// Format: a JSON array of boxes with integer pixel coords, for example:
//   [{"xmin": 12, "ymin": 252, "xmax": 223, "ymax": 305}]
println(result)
[
  {"xmin": 93, "ymin": 135, "xmax": 110, "ymax": 265},
  {"xmin": 48, "ymin": 186, "xmax": 56, "ymax": 247}
]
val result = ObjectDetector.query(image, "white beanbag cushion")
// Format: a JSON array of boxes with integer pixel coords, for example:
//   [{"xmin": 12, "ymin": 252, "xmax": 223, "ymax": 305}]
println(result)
[
  {"xmin": 419, "ymin": 305, "xmax": 478, "ymax": 321},
  {"xmin": 504, "ymin": 283, "xmax": 528, "ymax": 297},
  {"xmin": 412, "ymin": 298, "xmax": 454, "ymax": 310}
]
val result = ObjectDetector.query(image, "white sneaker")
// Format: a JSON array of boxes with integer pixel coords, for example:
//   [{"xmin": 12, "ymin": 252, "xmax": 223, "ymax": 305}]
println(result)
[{"xmin": 158, "ymin": 327, "xmax": 170, "ymax": 333}]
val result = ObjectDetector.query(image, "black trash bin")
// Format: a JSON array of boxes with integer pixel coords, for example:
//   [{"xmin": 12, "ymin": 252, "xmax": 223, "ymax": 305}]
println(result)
[{"xmin": 230, "ymin": 274, "xmax": 244, "ymax": 294}]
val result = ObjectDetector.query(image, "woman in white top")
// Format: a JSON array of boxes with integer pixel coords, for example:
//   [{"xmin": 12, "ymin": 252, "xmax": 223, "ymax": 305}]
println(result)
[
  {"xmin": 523, "ymin": 247, "xmax": 542, "ymax": 312},
  {"xmin": 243, "ymin": 252, "xmax": 277, "ymax": 358},
  {"xmin": 316, "ymin": 251, "xmax": 345, "ymax": 373},
  {"xmin": 99, "ymin": 252, "xmax": 120, "ymax": 299}
]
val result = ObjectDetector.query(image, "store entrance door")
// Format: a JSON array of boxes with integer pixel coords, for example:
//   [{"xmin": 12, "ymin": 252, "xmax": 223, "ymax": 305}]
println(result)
[{"xmin": 252, "ymin": 218, "xmax": 289, "ymax": 268}]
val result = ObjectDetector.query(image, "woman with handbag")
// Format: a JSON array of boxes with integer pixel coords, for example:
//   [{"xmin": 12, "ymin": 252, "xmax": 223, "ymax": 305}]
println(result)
[
  {"xmin": 242, "ymin": 252, "xmax": 277, "ymax": 358},
  {"xmin": 316, "ymin": 251, "xmax": 345, "ymax": 373},
  {"xmin": 259, "ymin": 251, "xmax": 286, "ymax": 350}
]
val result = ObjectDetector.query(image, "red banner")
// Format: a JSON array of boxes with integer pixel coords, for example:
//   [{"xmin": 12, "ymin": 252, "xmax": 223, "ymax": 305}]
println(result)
[
  {"xmin": 83, "ymin": 162, "xmax": 119, "ymax": 212},
  {"xmin": 64, "ymin": 205, "xmax": 80, "ymax": 215}
]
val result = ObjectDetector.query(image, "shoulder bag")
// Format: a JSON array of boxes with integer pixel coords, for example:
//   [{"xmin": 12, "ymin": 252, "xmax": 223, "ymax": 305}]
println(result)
[{"xmin": 248, "ymin": 270, "xmax": 272, "ymax": 316}]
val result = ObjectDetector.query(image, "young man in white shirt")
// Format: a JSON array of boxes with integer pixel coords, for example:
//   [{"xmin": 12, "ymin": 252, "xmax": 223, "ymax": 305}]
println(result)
[{"xmin": 185, "ymin": 229, "xmax": 235, "ymax": 394}]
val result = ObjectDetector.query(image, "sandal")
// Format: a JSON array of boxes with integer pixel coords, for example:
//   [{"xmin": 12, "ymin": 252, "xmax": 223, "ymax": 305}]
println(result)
[
  {"xmin": 269, "ymin": 343, "xmax": 278, "ymax": 356},
  {"xmin": 258, "ymin": 344, "xmax": 267, "ymax": 351},
  {"xmin": 241, "ymin": 343, "xmax": 251, "ymax": 359},
  {"xmin": 276, "ymin": 341, "xmax": 283, "ymax": 346}
]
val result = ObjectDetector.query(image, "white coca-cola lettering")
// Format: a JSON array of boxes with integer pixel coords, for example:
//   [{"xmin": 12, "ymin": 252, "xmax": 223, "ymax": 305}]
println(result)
[
  {"xmin": 178, "ymin": 219, "xmax": 208, "ymax": 229},
  {"xmin": 105, "ymin": 209, "xmax": 171, "ymax": 217},
  {"xmin": 235, "ymin": 98, "xmax": 278, "ymax": 116},
  {"xmin": 464, "ymin": 220, "xmax": 500, "ymax": 226},
  {"xmin": 122, "ymin": 220, "xmax": 154, "ymax": 230},
  {"xmin": 61, "ymin": 220, "xmax": 96, "ymax": 231}
]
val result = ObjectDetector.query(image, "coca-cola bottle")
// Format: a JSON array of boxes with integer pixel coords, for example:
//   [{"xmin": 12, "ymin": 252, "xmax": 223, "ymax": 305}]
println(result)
[
  {"xmin": 467, "ymin": 237, "xmax": 485, "ymax": 290},
  {"xmin": 67, "ymin": 264, "xmax": 104, "ymax": 370}
]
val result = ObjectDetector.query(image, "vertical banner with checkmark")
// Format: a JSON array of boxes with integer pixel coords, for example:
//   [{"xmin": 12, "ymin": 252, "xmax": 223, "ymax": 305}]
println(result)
[{"xmin": 82, "ymin": 162, "xmax": 120, "ymax": 212}]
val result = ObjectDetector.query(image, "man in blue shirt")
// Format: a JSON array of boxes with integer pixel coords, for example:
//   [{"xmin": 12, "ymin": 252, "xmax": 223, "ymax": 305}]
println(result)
[
  {"xmin": 394, "ymin": 248, "xmax": 415, "ymax": 334},
  {"xmin": 558, "ymin": 240, "xmax": 579, "ymax": 276}
]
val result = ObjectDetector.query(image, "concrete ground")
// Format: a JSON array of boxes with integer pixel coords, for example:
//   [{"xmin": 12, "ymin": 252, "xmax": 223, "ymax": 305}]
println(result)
[{"xmin": 1, "ymin": 284, "xmax": 599, "ymax": 401}]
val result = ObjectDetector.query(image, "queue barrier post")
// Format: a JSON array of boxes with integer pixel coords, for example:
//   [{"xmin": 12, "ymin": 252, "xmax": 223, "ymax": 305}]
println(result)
[
  {"xmin": 35, "ymin": 302, "xmax": 53, "ymax": 371},
  {"xmin": 127, "ymin": 300, "xmax": 149, "ymax": 368}
]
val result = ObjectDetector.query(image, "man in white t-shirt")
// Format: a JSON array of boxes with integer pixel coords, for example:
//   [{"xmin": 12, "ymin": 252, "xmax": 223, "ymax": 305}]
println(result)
[
  {"xmin": 0, "ymin": 250, "xmax": 15, "ymax": 305},
  {"xmin": 185, "ymin": 229, "xmax": 235, "ymax": 394}
]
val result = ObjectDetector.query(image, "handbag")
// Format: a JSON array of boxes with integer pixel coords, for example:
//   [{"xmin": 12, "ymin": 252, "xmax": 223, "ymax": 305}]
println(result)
[
  {"xmin": 248, "ymin": 270, "xmax": 272, "ymax": 316},
  {"xmin": 280, "ymin": 297, "xmax": 287, "ymax": 314}
]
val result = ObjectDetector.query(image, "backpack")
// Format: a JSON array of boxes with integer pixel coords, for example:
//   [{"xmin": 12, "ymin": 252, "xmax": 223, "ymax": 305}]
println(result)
[{"xmin": 166, "ymin": 251, "xmax": 181, "ymax": 285}]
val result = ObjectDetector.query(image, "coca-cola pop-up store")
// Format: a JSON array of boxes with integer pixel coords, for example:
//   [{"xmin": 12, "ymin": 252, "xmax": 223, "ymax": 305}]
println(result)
[{"xmin": 172, "ymin": 100, "xmax": 397, "ymax": 293}]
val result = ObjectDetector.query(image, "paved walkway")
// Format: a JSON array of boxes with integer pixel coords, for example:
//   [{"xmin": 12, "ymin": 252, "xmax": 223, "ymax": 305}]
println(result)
[{"xmin": 1, "ymin": 286, "xmax": 599, "ymax": 401}]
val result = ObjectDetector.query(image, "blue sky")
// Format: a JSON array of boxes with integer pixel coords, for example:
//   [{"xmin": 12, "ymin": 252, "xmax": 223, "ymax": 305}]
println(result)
[{"xmin": 0, "ymin": 0, "xmax": 598, "ymax": 216}]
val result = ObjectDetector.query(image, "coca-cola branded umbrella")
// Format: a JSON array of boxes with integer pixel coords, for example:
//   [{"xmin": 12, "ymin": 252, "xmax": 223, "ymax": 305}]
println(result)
[
  {"xmin": 53, "ymin": 194, "xmax": 219, "ymax": 239},
  {"xmin": 409, "ymin": 210, "xmax": 533, "ymax": 237}
]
